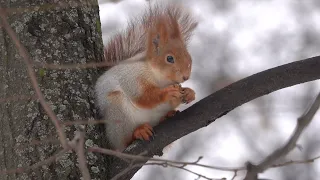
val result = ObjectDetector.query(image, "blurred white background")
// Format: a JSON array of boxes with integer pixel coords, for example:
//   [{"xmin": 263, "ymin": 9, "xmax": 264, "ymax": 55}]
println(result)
[{"xmin": 98, "ymin": 0, "xmax": 320, "ymax": 179}]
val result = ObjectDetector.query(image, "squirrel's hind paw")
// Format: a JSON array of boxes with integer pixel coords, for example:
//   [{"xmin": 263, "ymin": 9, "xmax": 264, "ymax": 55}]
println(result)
[{"xmin": 133, "ymin": 123, "xmax": 154, "ymax": 141}]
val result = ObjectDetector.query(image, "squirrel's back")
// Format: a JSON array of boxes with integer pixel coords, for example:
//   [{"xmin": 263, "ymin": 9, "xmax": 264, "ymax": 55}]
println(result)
[{"xmin": 103, "ymin": 2, "xmax": 198, "ymax": 64}]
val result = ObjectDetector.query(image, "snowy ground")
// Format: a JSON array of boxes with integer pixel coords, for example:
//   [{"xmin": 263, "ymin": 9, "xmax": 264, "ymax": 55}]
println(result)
[{"xmin": 98, "ymin": 0, "xmax": 320, "ymax": 179}]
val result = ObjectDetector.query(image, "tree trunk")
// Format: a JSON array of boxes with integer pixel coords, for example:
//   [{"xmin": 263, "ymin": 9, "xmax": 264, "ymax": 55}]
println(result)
[{"xmin": 0, "ymin": 0, "xmax": 107, "ymax": 179}]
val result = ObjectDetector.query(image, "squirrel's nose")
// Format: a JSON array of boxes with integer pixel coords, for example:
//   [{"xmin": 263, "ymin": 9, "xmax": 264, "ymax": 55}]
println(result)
[{"xmin": 183, "ymin": 76, "xmax": 189, "ymax": 81}]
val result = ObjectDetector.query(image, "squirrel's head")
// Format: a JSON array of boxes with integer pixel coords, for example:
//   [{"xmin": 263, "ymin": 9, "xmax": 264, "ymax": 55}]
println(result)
[{"xmin": 146, "ymin": 13, "xmax": 192, "ymax": 85}]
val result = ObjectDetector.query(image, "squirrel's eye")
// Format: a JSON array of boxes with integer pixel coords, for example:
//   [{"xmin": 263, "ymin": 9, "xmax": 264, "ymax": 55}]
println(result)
[{"xmin": 166, "ymin": 56, "xmax": 175, "ymax": 63}]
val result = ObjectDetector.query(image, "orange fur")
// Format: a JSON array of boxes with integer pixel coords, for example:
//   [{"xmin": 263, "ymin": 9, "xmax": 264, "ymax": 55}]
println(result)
[
  {"xmin": 134, "ymin": 78, "xmax": 166, "ymax": 109},
  {"xmin": 166, "ymin": 84, "xmax": 185, "ymax": 108},
  {"xmin": 132, "ymin": 123, "xmax": 154, "ymax": 141},
  {"xmin": 95, "ymin": 2, "xmax": 198, "ymax": 151},
  {"xmin": 106, "ymin": 90, "xmax": 122, "ymax": 105},
  {"xmin": 182, "ymin": 87, "xmax": 195, "ymax": 104},
  {"xmin": 103, "ymin": 2, "xmax": 197, "ymax": 64},
  {"xmin": 135, "ymin": 80, "xmax": 185, "ymax": 109},
  {"xmin": 145, "ymin": 8, "xmax": 193, "ymax": 84},
  {"xmin": 107, "ymin": 90, "xmax": 121, "ymax": 97}
]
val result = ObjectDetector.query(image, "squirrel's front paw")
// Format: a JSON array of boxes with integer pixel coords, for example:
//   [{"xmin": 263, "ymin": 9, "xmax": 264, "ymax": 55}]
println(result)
[
  {"xmin": 163, "ymin": 84, "xmax": 184, "ymax": 107},
  {"xmin": 133, "ymin": 123, "xmax": 154, "ymax": 141},
  {"xmin": 162, "ymin": 84, "xmax": 184, "ymax": 108},
  {"xmin": 163, "ymin": 84, "xmax": 183, "ymax": 100},
  {"xmin": 181, "ymin": 87, "xmax": 195, "ymax": 104}
]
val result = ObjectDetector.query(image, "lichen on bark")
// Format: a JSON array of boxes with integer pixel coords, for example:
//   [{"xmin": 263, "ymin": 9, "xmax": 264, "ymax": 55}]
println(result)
[{"xmin": 0, "ymin": 0, "xmax": 107, "ymax": 179}]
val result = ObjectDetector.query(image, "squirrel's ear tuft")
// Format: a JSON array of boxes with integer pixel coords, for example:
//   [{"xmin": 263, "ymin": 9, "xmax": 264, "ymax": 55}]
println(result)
[
  {"xmin": 147, "ymin": 16, "xmax": 170, "ymax": 58},
  {"xmin": 155, "ymin": 16, "xmax": 170, "ymax": 44},
  {"xmin": 168, "ymin": 12, "xmax": 181, "ymax": 39}
]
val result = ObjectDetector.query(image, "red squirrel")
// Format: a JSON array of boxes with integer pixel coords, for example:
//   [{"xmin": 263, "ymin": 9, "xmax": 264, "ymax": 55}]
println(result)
[{"xmin": 95, "ymin": 2, "xmax": 198, "ymax": 151}]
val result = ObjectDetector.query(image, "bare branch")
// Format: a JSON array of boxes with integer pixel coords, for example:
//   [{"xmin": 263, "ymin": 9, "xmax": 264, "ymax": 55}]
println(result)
[
  {"xmin": 0, "ymin": 95, "xmax": 37, "ymax": 103},
  {"xmin": 74, "ymin": 131, "xmax": 91, "ymax": 180},
  {"xmin": 243, "ymin": 92, "xmax": 320, "ymax": 180},
  {"xmin": 1, "ymin": 131, "xmax": 89, "ymax": 176},
  {"xmin": 88, "ymin": 147, "xmax": 243, "ymax": 172},
  {"xmin": 34, "ymin": 61, "xmax": 114, "ymax": 70},
  {"xmin": 231, "ymin": 171, "xmax": 238, "ymax": 180},
  {"xmin": 146, "ymin": 162, "xmax": 227, "ymax": 180},
  {"xmin": 109, "ymin": 164, "xmax": 142, "ymax": 180},
  {"xmin": 62, "ymin": 119, "xmax": 106, "ymax": 126},
  {"xmin": 271, "ymin": 155, "xmax": 320, "ymax": 168},
  {"xmin": 0, "ymin": 9, "xmax": 68, "ymax": 148},
  {"xmin": 0, "ymin": 148, "xmax": 70, "ymax": 175},
  {"xmin": 10, "ymin": 136, "xmax": 320, "ymax": 179},
  {"xmin": 110, "ymin": 162, "xmax": 226, "ymax": 180},
  {"xmin": 15, "ymin": 137, "xmax": 60, "ymax": 150}
]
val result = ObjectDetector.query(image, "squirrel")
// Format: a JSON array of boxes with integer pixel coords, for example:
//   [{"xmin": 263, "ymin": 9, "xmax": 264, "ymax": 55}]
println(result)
[{"xmin": 94, "ymin": 2, "xmax": 198, "ymax": 151}]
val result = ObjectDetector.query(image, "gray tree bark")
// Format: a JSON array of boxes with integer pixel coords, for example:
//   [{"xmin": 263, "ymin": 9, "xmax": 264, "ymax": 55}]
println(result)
[{"xmin": 0, "ymin": 0, "xmax": 107, "ymax": 179}]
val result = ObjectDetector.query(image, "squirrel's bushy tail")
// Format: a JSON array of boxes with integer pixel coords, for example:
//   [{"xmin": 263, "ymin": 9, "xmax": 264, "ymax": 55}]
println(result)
[{"xmin": 104, "ymin": 2, "xmax": 198, "ymax": 64}]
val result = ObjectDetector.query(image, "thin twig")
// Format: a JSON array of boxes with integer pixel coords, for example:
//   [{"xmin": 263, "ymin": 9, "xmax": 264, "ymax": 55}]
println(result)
[
  {"xmin": 0, "ymin": 95, "xmax": 37, "ymax": 103},
  {"xmin": 244, "ymin": 92, "xmax": 320, "ymax": 180},
  {"xmin": 11, "ymin": 138, "xmax": 320, "ymax": 179},
  {"xmin": 74, "ymin": 131, "xmax": 91, "ymax": 180},
  {"xmin": 112, "ymin": 162, "xmax": 226, "ymax": 180},
  {"xmin": 0, "ymin": 9, "xmax": 68, "ymax": 148},
  {"xmin": 33, "ymin": 51, "xmax": 146, "ymax": 70},
  {"xmin": 231, "ymin": 170, "xmax": 237, "ymax": 180},
  {"xmin": 110, "ymin": 163, "xmax": 142, "ymax": 180},
  {"xmin": 62, "ymin": 119, "xmax": 106, "ymax": 126},
  {"xmin": 271, "ymin": 155, "xmax": 320, "ymax": 168},
  {"xmin": 0, "ymin": 148, "xmax": 70, "ymax": 175},
  {"xmin": 34, "ymin": 61, "xmax": 114, "ymax": 70},
  {"xmin": 88, "ymin": 147, "xmax": 244, "ymax": 172},
  {"xmin": 15, "ymin": 137, "xmax": 60, "ymax": 150},
  {"xmin": 0, "ymin": 132, "xmax": 87, "ymax": 176},
  {"xmin": 149, "ymin": 162, "xmax": 226, "ymax": 180}
]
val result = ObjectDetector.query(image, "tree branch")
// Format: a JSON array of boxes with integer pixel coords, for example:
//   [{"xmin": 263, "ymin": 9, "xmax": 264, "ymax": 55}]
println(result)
[
  {"xmin": 243, "ymin": 92, "xmax": 320, "ymax": 180},
  {"xmin": 108, "ymin": 56, "xmax": 320, "ymax": 179},
  {"xmin": 74, "ymin": 130, "xmax": 91, "ymax": 180},
  {"xmin": 0, "ymin": 148, "xmax": 70, "ymax": 175}
]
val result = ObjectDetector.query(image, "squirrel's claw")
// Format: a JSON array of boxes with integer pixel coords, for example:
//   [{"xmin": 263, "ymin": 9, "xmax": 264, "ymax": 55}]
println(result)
[
  {"xmin": 181, "ymin": 87, "xmax": 195, "ymax": 104},
  {"xmin": 133, "ymin": 123, "xmax": 154, "ymax": 142}
]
